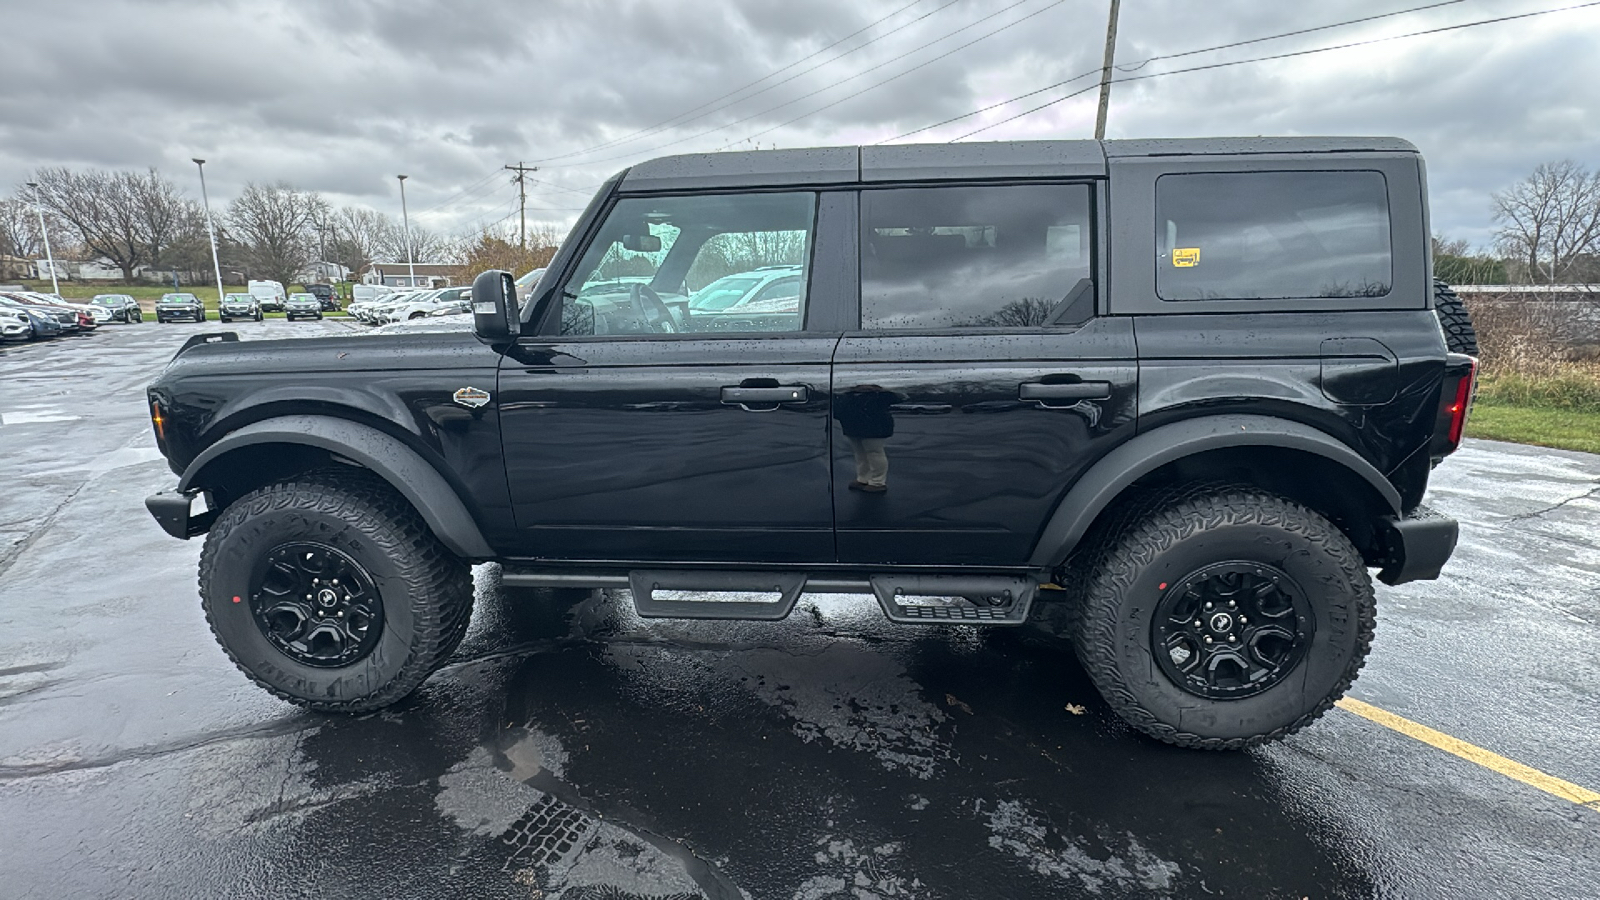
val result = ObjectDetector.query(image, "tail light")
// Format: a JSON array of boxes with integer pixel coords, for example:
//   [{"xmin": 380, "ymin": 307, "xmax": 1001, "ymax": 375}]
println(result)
[{"xmin": 1430, "ymin": 353, "xmax": 1478, "ymax": 459}]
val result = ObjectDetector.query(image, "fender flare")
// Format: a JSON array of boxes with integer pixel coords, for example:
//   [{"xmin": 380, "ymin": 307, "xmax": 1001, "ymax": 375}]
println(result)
[
  {"xmin": 179, "ymin": 414, "xmax": 495, "ymax": 560},
  {"xmin": 1027, "ymin": 414, "xmax": 1402, "ymax": 568}
]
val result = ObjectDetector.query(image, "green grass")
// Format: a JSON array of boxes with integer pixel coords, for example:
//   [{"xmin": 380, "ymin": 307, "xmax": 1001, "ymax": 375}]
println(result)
[{"xmin": 1465, "ymin": 402, "xmax": 1600, "ymax": 455}]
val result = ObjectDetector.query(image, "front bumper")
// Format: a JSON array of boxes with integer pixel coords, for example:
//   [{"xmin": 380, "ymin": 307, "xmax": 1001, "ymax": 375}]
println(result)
[
  {"xmin": 1376, "ymin": 505, "xmax": 1459, "ymax": 585},
  {"xmin": 145, "ymin": 490, "xmax": 215, "ymax": 539}
]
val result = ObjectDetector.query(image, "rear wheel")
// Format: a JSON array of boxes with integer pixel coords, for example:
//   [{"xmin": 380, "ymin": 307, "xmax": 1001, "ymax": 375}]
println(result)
[
  {"xmin": 1434, "ymin": 280, "xmax": 1478, "ymax": 356},
  {"xmin": 198, "ymin": 468, "xmax": 474, "ymax": 712},
  {"xmin": 1066, "ymin": 486, "xmax": 1375, "ymax": 749}
]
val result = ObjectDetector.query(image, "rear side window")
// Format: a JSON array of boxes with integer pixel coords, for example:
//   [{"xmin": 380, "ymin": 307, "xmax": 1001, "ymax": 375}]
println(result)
[
  {"xmin": 861, "ymin": 184, "xmax": 1093, "ymax": 329},
  {"xmin": 1156, "ymin": 171, "xmax": 1392, "ymax": 301}
]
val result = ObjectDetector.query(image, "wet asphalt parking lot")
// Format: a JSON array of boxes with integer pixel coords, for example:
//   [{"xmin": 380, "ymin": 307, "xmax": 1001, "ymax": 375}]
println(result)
[{"xmin": 0, "ymin": 320, "xmax": 1596, "ymax": 900}]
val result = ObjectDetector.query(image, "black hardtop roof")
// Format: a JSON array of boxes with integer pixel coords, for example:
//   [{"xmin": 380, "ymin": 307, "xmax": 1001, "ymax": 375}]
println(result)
[{"xmin": 618, "ymin": 136, "xmax": 1419, "ymax": 192}]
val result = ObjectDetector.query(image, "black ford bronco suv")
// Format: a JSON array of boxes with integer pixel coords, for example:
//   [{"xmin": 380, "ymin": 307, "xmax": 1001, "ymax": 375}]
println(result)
[{"xmin": 146, "ymin": 137, "xmax": 1478, "ymax": 750}]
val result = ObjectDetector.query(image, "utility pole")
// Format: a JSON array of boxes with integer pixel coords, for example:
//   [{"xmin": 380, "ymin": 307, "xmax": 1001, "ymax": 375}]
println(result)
[
  {"xmin": 191, "ymin": 159, "xmax": 226, "ymax": 306},
  {"xmin": 1094, "ymin": 0, "xmax": 1121, "ymax": 141},
  {"xmin": 505, "ymin": 162, "xmax": 537, "ymax": 251},
  {"xmin": 397, "ymin": 175, "xmax": 416, "ymax": 288},
  {"xmin": 24, "ymin": 182, "xmax": 60, "ymax": 296}
]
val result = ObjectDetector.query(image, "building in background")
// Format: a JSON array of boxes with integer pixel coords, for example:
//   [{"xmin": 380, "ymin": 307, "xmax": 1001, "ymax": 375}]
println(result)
[{"xmin": 360, "ymin": 262, "xmax": 461, "ymax": 288}]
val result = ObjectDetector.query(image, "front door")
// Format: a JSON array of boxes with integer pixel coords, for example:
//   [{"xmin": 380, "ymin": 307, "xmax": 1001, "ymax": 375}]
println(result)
[
  {"xmin": 833, "ymin": 182, "xmax": 1138, "ymax": 566},
  {"xmin": 498, "ymin": 190, "xmax": 845, "ymax": 563}
]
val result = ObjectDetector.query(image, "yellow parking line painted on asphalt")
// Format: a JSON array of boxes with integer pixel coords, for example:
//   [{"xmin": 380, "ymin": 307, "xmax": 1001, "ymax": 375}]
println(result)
[{"xmin": 1336, "ymin": 697, "xmax": 1600, "ymax": 810}]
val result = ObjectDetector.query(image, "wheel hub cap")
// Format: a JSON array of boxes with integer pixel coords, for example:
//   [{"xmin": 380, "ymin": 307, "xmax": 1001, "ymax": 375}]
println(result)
[
  {"xmin": 1151, "ymin": 561, "xmax": 1314, "ymax": 699},
  {"xmin": 249, "ymin": 542, "xmax": 383, "ymax": 668}
]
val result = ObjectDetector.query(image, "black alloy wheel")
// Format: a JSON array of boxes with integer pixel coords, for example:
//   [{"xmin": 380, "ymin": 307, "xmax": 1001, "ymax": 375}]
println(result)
[
  {"xmin": 1151, "ymin": 561, "xmax": 1313, "ymax": 699},
  {"xmin": 198, "ymin": 468, "xmax": 475, "ymax": 712},
  {"xmin": 1062, "ymin": 485, "xmax": 1374, "ymax": 750},
  {"xmin": 250, "ymin": 542, "xmax": 384, "ymax": 667}
]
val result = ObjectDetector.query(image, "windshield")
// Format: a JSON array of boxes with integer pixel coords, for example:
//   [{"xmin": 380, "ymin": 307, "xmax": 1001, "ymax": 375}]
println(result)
[
  {"xmin": 162, "ymin": 294, "xmax": 196, "ymax": 301},
  {"xmin": 91, "ymin": 296, "xmax": 120, "ymax": 305},
  {"xmin": 290, "ymin": 294, "xmax": 316, "ymax": 301},
  {"xmin": 225, "ymin": 294, "xmax": 253, "ymax": 302}
]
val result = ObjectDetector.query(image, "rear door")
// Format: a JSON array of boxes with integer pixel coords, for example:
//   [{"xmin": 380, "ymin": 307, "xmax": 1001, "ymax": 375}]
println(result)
[
  {"xmin": 832, "ymin": 181, "xmax": 1138, "ymax": 566},
  {"xmin": 497, "ymin": 190, "xmax": 850, "ymax": 563}
]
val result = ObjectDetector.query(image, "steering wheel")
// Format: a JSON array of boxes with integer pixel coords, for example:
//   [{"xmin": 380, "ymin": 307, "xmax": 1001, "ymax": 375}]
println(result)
[{"xmin": 627, "ymin": 283, "xmax": 677, "ymax": 334}]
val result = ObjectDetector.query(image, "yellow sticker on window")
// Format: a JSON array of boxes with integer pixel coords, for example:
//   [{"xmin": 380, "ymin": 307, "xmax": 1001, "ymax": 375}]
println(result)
[{"xmin": 1173, "ymin": 247, "xmax": 1200, "ymax": 267}]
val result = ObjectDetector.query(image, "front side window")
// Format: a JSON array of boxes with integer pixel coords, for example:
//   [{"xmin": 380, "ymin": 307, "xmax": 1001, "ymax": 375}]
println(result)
[
  {"xmin": 860, "ymin": 184, "xmax": 1093, "ymax": 330},
  {"xmin": 1156, "ymin": 171, "xmax": 1392, "ymax": 301},
  {"xmin": 555, "ymin": 192, "xmax": 814, "ymax": 336}
]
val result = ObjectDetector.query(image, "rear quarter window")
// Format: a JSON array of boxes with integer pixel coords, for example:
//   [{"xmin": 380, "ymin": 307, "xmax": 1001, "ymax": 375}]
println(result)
[{"xmin": 1156, "ymin": 171, "xmax": 1392, "ymax": 301}]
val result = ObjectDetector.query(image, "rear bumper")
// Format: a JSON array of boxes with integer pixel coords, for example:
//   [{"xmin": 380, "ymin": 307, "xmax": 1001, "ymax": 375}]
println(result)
[
  {"xmin": 145, "ymin": 490, "xmax": 216, "ymax": 539},
  {"xmin": 1376, "ymin": 505, "xmax": 1459, "ymax": 585}
]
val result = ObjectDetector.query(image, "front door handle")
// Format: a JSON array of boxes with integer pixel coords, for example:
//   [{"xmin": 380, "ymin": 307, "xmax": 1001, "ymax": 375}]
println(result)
[
  {"xmin": 1019, "ymin": 381, "xmax": 1112, "ymax": 403},
  {"xmin": 721, "ymin": 385, "xmax": 809, "ymax": 407}
]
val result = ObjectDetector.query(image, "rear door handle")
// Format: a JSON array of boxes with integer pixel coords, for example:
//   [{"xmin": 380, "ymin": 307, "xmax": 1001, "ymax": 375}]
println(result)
[
  {"xmin": 1019, "ymin": 381, "xmax": 1112, "ymax": 403},
  {"xmin": 721, "ymin": 385, "xmax": 809, "ymax": 407}
]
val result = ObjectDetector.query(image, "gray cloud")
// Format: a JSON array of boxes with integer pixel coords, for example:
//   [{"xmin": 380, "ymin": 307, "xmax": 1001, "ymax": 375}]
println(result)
[{"xmin": 3, "ymin": 0, "xmax": 1596, "ymax": 246}]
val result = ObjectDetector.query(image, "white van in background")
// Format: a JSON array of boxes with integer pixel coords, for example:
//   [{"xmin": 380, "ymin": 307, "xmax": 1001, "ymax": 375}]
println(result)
[
  {"xmin": 351, "ymin": 283, "xmax": 395, "ymax": 305},
  {"xmin": 247, "ymin": 280, "xmax": 287, "ymax": 312}
]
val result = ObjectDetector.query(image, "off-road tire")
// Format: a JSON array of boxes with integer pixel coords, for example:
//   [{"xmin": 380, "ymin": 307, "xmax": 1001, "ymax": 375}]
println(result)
[
  {"xmin": 198, "ymin": 467, "xmax": 474, "ymax": 713},
  {"xmin": 1433, "ymin": 280, "xmax": 1478, "ymax": 356},
  {"xmin": 1066, "ymin": 486, "xmax": 1375, "ymax": 750}
]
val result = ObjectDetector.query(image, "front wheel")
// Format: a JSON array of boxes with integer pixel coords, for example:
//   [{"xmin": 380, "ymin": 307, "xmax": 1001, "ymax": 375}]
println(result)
[
  {"xmin": 197, "ymin": 468, "xmax": 475, "ymax": 712},
  {"xmin": 1066, "ymin": 486, "xmax": 1374, "ymax": 750}
]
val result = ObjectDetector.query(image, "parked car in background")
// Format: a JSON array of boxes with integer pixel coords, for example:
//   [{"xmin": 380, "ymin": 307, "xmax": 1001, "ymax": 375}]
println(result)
[
  {"xmin": 353, "ymin": 290, "xmax": 421, "ymax": 324},
  {"xmin": 248, "ymin": 280, "xmax": 287, "ymax": 312},
  {"xmin": 2, "ymin": 308, "xmax": 32, "ymax": 341},
  {"xmin": 284, "ymin": 293, "xmax": 324, "ymax": 321},
  {"xmin": 219, "ymin": 293, "xmax": 263, "ymax": 322},
  {"xmin": 302, "ymin": 283, "xmax": 339, "ymax": 311},
  {"xmin": 90, "ymin": 294, "xmax": 142, "ymax": 323},
  {"xmin": 15, "ymin": 293, "xmax": 98, "ymax": 330},
  {"xmin": 382, "ymin": 286, "xmax": 469, "ymax": 323},
  {"xmin": 156, "ymin": 293, "xmax": 206, "ymax": 323},
  {"xmin": 0, "ymin": 295, "xmax": 73, "ymax": 337}
]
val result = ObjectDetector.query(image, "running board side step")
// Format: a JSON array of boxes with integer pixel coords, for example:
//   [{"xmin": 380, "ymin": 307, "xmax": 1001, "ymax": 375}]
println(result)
[
  {"xmin": 869, "ymin": 575, "xmax": 1036, "ymax": 624},
  {"xmin": 500, "ymin": 569, "xmax": 1037, "ymax": 624},
  {"xmin": 628, "ymin": 571, "xmax": 807, "ymax": 620}
]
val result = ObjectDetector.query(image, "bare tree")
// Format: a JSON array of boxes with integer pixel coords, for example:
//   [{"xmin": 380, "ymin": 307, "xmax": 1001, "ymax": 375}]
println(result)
[
  {"xmin": 227, "ymin": 182, "xmax": 329, "ymax": 286},
  {"xmin": 380, "ymin": 221, "xmax": 452, "ymax": 264},
  {"xmin": 133, "ymin": 170, "xmax": 202, "ymax": 271},
  {"xmin": 1493, "ymin": 160, "xmax": 1600, "ymax": 285},
  {"xmin": 0, "ymin": 195, "xmax": 74, "ymax": 259},
  {"xmin": 31, "ymin": 167, "xmax": 149, "ymax": 279},
  {"xmin": 329, "ymin": 206, "xmax": 393, "ymax": 279}
]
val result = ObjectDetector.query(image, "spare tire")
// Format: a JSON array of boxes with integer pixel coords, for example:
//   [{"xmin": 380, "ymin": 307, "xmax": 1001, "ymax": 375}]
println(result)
[{"xmin": 1434, "ymin": 280, "xmax": 1479, "ymax": 356}]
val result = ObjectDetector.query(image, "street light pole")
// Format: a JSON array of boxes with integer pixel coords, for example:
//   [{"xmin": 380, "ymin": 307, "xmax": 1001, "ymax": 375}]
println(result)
[
  {"xmin": 1094, "ymin": 0, "xmax": 1122, "ymax": 141},
  {"xmin": 397, "ymin": 175, "xmax": 416, "ymax": 288},
  {"xmin": 24, "ymin": 182, "xmax": 60, "ymax": 296},
  {"xmin": 192, "ymin": 159, "xmax": 227, "ymax": 307}
]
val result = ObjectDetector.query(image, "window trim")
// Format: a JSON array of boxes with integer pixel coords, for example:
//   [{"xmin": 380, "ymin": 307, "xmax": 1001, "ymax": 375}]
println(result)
[
  {"xmin": 1152, "ymin": 169, "xmax": 1395, "ymax": 303},
  {"xmin": 853, "ymin": 179, "xmax": 1102, "ymax": 335},
  {"xmin": 531, "ymin": 189, "xmax": 826, "ymax": 341}
]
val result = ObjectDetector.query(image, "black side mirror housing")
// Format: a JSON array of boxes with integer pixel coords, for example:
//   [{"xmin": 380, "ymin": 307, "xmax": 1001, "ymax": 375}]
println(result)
[{"xmin": 471, "ymin": 269, "xmax": 520, "ymax": 342}]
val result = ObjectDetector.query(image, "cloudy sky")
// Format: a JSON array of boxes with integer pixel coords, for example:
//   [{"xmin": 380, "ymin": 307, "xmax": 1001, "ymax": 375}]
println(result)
[{"xmin": 5, "ymin": 0, "xmax": 1597, "ymax": 249}]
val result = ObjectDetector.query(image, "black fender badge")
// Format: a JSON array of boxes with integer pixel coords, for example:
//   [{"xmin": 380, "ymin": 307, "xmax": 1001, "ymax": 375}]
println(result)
[{"xmin": 453, "ymin": 387, "xmax": 491, "ymax": 409}]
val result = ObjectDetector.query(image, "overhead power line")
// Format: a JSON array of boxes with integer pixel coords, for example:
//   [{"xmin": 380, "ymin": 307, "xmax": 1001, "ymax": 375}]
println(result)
[
  {"xmin": 882, "ymin": 0, "xmax": 1477, "ymax": 144},
  {"xmin": 531, "ymin": 0, "xmax": 960, "ymax": 163},
  {"xmin": 949, "ymin": 0, "xmax": 1600, "ymax": 141},
  {"xmin": 413, "ymin": 168, "xmax": 505, "ymax": 216},
  {"xmin": 543, "ymin": 0, "xmax": 1065, "ymax": 168},
  {"xmin": 711, "ymin": 0, "xmax": 1070, "ymax": 151}
]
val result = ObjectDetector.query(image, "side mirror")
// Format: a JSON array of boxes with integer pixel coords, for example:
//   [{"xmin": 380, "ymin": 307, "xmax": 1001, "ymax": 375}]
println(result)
[
  {"xmin": 471, "ymin": 269, "xmax": 521, "ymax": 342},
  {"xmin": 621, "ymin": 233, "xmax": 661, "ymax": 252}
]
